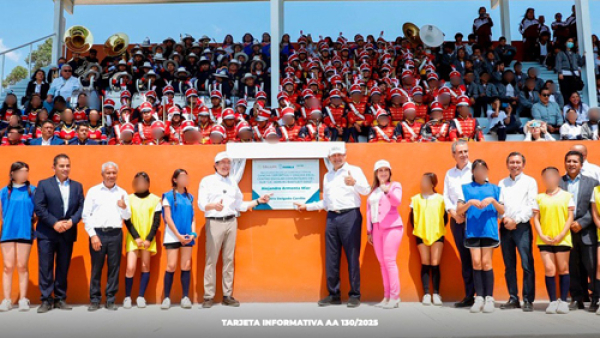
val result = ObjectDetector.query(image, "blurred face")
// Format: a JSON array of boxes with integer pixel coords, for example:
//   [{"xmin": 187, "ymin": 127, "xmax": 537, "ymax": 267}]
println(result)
[
  {"xmin": 209, "ymin": 133, "xmax": 224, "ymax": 144},
  {"xmin": 565, "ymin": 155, "xmax": 582, "ymax": 177},
  {"xmin": 174, "ymin": 172, "xmax": 189, "ymax": 189},
  {"xmin": 102, "ymin": 165, "xmax": 118, "ymax": 187},
  {"xmin": 539, "ymin": 90, "xmax": 550, "ymax": 104},
  {"xmin": 142, "ymin": 110, "xmax": 153, "ymax": 122},
  {"xmin": 89, "ymin": 111, "xmax": 100, "ymax": 123},
  {"xmin": 328, "ymin": 153, "xmax": 346, "ymax": 170},
  {"xmin": 42, "ymin": 123, "xmax": 54, "ymax": 138},
  {"xmin": 152, "ymin": 128, "xmax": 164, "ymax": 140},
  {"xmin": 12, "ymin": 167, "xmax": 29, "ymax": 184},
  {"xmin": 7, "ymin": 129, "xmax": 21, "ymax": 142},
  {"xmin": 376, "ymin": 168, "xmax": 391, "ymax": 184},
  {"xmin": 377, "ymin": 115, "xmax": 389, "ymax": 127},
  {"xmin": 542, "ymin": 170, "xmax": 560, "ymax": 190},
  {"xmin": 453, "ymin": 144, "xmax": 469, "ymax": 166},
  {"xmin": 215, "ymin": 158, "xmax": 231, "ymax": 176},
  {"xmin": 472, "ymin": 165, "xmax": 488, "ymax": 183},
  {"xmin": 566, "ymin": 110, "xmax": 578, "ymax": 124},
  {"xmin": 431, "ymin": 110, "xmax": 443, "ymax": 121},
  {"xmin": 62, "ymin": 109, "xmax": 74, "ymax": 123},
  {"xmin": 133, "ymin": 176, "xmax": 150, "ymax": 193},
  {"xmin": 506, "ymin": 155, "xmax": 524, "ymax": 178},
  {"xmin": 54, "ymin": 158, "xmax": 71, "ymax": 181},
  {"xmin": 61, "ymin": 66, "xmax": 73, "ymax": 79},
  {"xmin": 420, "ymin": 175, "xmax": 434, "ymax": 193},
  {"xmin": 570, "ymin": 92, "xmax": 581, "ymax": 106},
  {"xmin": 77, "ymin": 125, "xmax": 89, "ymax": 140}
]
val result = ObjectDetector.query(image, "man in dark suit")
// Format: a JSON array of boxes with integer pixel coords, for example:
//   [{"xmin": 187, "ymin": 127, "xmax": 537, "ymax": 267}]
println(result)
[
  {"xmin": 560, "ymin": 150, "xmax": 599, "ymax": 312},
  {"xmin": 33, "ymin": 153, "xmax": 84, "ymax": 313},
  {"xmin": 68, "ymin": 123, "xmax": 99, "ymax": 145},
  {"xmin": 28, "ymin": 121, "xmax": 64, "ymax": 145}
]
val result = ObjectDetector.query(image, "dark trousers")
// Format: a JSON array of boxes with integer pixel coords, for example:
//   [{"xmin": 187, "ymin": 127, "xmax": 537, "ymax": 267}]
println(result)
[
  {"xmin": 37, "ymin": 236, "xmax": 74, "ymax": 302},
  {"xmin": 569, "ymin": 235, "xmax": 598, "ymax": 302},
  {"xmin": 325, "ymin": 209, "xmax": 362, "ymax": 299},
  {"xmin": 451, "ymin": 220, "xmax": 474, "ymax": 298},
  {"xmin": 474, "ymin": 96, "xmax": 491, "ymax": 118},
  {"xmin": 500, "ymin": 223, "xmax": 536, "ymax": 303},
  {"xmin": 89, "ymin": 229, "xmax": 123, "ymax": 303},
  {"xmin": 558, "ymin": 75, "xmax": 581, "ymax": 104}
]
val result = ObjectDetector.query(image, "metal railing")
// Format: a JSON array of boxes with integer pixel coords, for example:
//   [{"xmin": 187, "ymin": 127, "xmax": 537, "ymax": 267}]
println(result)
[{"xmin": 0, "ymin": 33, "xmax": 56, "ymax": 96}]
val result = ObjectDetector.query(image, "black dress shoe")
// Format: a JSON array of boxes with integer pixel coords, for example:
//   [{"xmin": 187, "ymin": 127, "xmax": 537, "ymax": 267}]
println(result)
[
  {"xmin": 105, "ymin": 302, "xmax": 118, "ymax": 311},
  {"xmin": 88, "ymin": 302, "xmax": 100, "ymax": 312},
  {"xmin": 454, "ymin": 296, "xmax": 474, "ymax": 308},
  {"xmin": 54, "ymin": 300, "xmax": 72, "ymax": 310},
  {"xmin": 569, "ymin": 300, "xmax": 585, "ymax": 310},
  {"xmin": 588, "ymin": 301, "xmax": 599, "ymax": 313},
  {"xmin": 347, "ymin": 297, "xmax": 360, "ymax": 308},
  {"xmin": 500, "ymin": 299, "xmax": 521, "ymax": 310},
  {"xmin": 522, "ymin": 301, "xmax": 534, "ymax": 312},
  {"xmin": 37, "ymin": 301, "xmax": 53, "ymax": 314},
  {"xmin": 318, "ymin": 296, "xmax": 342, "ymax": 307}
]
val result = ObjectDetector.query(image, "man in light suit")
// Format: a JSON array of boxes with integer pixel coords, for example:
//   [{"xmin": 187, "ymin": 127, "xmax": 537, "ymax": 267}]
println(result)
[
  {"xmin": 33, "ymin": 154, "xmax": 85, "ymax": 313},
  {"xmin": 559, "ymin": 150, "xmax": 599, "ymax": 312}
]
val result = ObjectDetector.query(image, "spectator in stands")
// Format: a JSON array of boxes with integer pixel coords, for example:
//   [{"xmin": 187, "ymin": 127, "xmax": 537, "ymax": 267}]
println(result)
[
  {"xmin": 535, "ymin": 32, "xmax": 554, "ymax": 70},
  {"xmin": 518, "ymin": 78, "xmax": 540, "ymax": 119},
  {"xmin": 524, "ymin": 120, "xmax": 555, "ymax": 141},
  {"xmin": 513, "ymin": 62, "xmax": 525, "ymax": 88},
  {"xmin": 525, "ymin": 68, "xmax": 545, "ymax": 92},
  {"xmin": 1, "ymin": 115, "xmax": 27, "ymax": 145},
  {"xmin": 68, "ymin": 123, "xmax": 98, "ymax": 145},
  {"xmin": 555, "ymin": 38, "xmax": 584, "ymax": 103},
  {"xmin": 23, "ymin": 70, "xmax": 49, "ymax": 106},
  {"xmin": 29, "ymin": 108, "xmax": 49, "ymax": 139},
  {"xmin": 563, "ymin": 92, "xmax": 589, "ymax": 124},
  {"xmin": 23, "ymin": 93, "xmax": 43, "ymax": 127},
  {"xmin": 519, "ymin": 8, "xmax": 540, "ymax": 61},
  {"xmin": 581, "ymin": 107, "xmax": 600, "ymax": 140},
  {"xmin": 2, "ymin": 126, "xmax": 25, "ymax": 146},
  {"xmin": 532, "ymin": 87, "xmax": 563, "ymax": 133},
  {"xmin": 497, "ymin": 70, "xmax": 520, "ymax": 112},
  {"xmin": 487, "ymin": 97, "xmax": 520, "ymax": 141},
  {"xmin": 560, "ymin": 108, "xmax": 583, "ymax": 140},
  {"xmin": 46, "ymin": 57, "xmax": 66, "ymax": 84},
  {"xmin": 0, "ymin": 93, "xmax": 21, "ymax": 128},
  {"xmin": 552, "ymin": 13, "xmax": 569, "ymax": 47},
  {"xmin": 46, "ymin": 65, "xmax": 79, "ymax": 108},
  {"xmin": 494, "ymin": 37, "xmax": 517, "ymax": 67},
  {"xmin": 29, "ymin": 121, "xmax": 63, "ymax": 146},
  {"xmin": 55, "ymin": 109, "xmax": 77, "ymax": 143},
  {"xmin": 544, "ymin": 80, "xmax": 565, "ymax": 108},
  {"xmin": 473, "ymin": 7, "xmax": 493, "ymax": 49}
]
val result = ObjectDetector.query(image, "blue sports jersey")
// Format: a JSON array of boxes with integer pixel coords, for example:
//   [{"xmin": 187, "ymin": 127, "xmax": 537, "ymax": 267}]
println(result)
[
  {"xmin": 461, "ymin": 181, "xmax": 501, "ymax": 241},
  {"xmin": 162, "ymin": 190, "xmax": 195, "ymax": 246},
  {"xmin": 0, "ymin": 185, "xmax": 36, "ymax": 242}
]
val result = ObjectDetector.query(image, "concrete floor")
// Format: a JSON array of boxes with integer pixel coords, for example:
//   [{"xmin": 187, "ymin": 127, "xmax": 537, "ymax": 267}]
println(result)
[{"xmin": 0, "ymin": 301, "xmax": 598, "ymax": 338}]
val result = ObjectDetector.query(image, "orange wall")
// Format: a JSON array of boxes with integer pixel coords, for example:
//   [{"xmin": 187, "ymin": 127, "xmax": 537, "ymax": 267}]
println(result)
[{"xmin": 0, "ymin": 142, "xmax": 593, "ymax": 304}]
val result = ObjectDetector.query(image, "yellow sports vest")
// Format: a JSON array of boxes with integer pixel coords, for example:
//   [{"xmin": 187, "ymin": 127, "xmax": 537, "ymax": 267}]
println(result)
[
  {"xmin": 411, "ymin": 193, "xmax": 446, "ymax": 246},
  {"xmin": 535, "ymin": 191, "xmax": 573, "ymax": 247},
  {"xmin": 593, "ymin": 186, "xmax": 600, "ymax": 242},
  {"xmin": 125, "ymin": 193, "xmax": 161, "ymax": 254}
]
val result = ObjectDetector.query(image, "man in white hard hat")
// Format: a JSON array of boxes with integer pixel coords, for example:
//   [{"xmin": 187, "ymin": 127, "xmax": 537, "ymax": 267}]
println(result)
[
  {"xmin": 198, "ymin": 152, "xmax": 271, "ymax": 308},
  {"xmin": 295, "ymin": 145, "xmax": 370, "ymax": 308}
]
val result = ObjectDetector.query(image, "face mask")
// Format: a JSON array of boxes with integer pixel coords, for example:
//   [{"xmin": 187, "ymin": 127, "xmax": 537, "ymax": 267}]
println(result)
[{"xmin": 567, "ymin": 42, "xmax": 575, "ymax": 49}]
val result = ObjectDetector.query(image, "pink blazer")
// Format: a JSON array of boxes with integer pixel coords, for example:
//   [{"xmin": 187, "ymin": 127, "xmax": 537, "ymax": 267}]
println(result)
[{"xmin": 366, "ymin": 181, "xmax": 403, "ymax": 234}]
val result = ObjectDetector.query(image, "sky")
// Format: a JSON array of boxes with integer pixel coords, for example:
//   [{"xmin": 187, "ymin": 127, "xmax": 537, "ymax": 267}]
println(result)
[{"xmin": 0, "ymin": 0, "xmax": 598, "ymax": 76}]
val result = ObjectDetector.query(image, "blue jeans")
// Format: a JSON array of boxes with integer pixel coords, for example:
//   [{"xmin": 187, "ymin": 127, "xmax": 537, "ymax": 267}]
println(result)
[{"xmin": 500, "ymin": 222, "xmax": 536, "ymax": 303}]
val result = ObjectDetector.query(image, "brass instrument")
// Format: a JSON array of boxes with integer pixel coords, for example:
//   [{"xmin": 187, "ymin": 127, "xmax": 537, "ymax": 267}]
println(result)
[
  {"xmin": 402, "ymin": 22, "xmax": 421, "ymax": 46},
  {"xmin": 104, "ymin": 33, "xmax": 130, "ymax": 57},
  {"xmin": 64, "ymin": 25, "xmax": 94, "ymax": 54}
]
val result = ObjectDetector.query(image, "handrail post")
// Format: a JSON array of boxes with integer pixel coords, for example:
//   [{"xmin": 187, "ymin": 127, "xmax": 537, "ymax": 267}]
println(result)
[{"xmin": 28, "ymin": 43, "xmax": 33, "ymax": 79}]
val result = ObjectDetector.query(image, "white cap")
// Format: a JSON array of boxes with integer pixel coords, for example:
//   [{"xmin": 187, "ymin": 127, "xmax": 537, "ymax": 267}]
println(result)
[
  {"xmin": 328, "ymin": 145, "xmax": 346, "ymax": 156},
  {"xmin": 214, "ymin": 151, "xmax": 230, "ymax": 163},
  {"xmin": 374, "ymin": 160, "xmax": 391, "ymax": 172}
]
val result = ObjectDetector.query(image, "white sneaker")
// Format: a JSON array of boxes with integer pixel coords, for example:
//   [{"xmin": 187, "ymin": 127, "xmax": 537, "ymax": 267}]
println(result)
[
  {"xmin": 556, "ymin": 300, "xmax": 570, "ymax": 314},
  {"xmin": 546, "ymin": 301, "xmax": 559, "ymax": 314},
  {"xmin": 18, "ymin": 298, "xmax": 29, "ymax": 312},
  {"xmin": 374, "ymin": 298, "xmax": 388, "ymax": 308},
  {"xmin": 483, "ymin": 296, "xmax": 495, "ymax": 313},
  {"xmin": 161, "ymin": 297, "xmax": 171, "ymax": 310},
  {"xmin": 422, "ymin": 294, "xmax": 432, "ymax": 306},
  {"xmin": 0, "ymin": 299, "xmax": 12, "ymax": 312},
  {"xmin": 181, "ymin": 296, "xmax": 192, "ymax": 309},
  {"xmin": 596, "ymin": 301, "xmax": 600, "ymax": 315},
  {"xmin": 432, "ymin": 294, "xmax": 443, "ymax": 306},
  {"xmin": 470, "ymin": 296, "xmax": 485, "ymax": 313},
  {"xmin": 383, "ymin": 298, "xmax": 400, "ymax": 309},
  {"xmin": 136, "ymin": 297, "xmax": 146, "ymax": 308},
  {"xmin": 123, "ymin": 297, "xmax": 132, "ymax": 309}
]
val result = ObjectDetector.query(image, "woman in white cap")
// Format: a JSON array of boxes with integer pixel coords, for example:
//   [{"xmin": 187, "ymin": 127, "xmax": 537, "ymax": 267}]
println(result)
[{"xmin": 366, "ymin": 160, "xmax": 404, "ymax": 309}]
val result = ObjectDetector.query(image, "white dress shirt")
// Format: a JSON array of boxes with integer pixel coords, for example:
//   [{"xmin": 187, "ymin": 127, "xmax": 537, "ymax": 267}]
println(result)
[
  {"xmin": 82, "ymin": 183, "xmax": 131, "ymax": 237},
  {"xmin": 443, "ymin": 162, "xmax": 472, "ymax": 212},
  {"xmin": 307, "ymin": 162, "xmax": 370, "ymax": 212},
  {"xmin": 56, "ymin": 177, "xmax": 70, "ymax": 217},
  {"xmin": 198, "ymin": 173, "xmax": 249, "ymax": 218},
  {"xmin": 498, "ymin": 173, "xmax": 538, "ymax": 224},
  {"xmin": 41, "ymin": 138, "xmax": 51, "ymax": 146},
  {"xmin": 582, "ymin": 160, "xmax": 600, "ymax": 182}
]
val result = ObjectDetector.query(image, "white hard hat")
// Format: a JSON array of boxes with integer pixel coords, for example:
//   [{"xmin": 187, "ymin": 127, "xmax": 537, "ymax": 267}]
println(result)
[{"xmin": 214, "ymin": 151, "xmax": 231, "ymax": 163}]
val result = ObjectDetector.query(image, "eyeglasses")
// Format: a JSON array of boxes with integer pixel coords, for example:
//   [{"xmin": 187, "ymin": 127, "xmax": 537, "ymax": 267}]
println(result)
[
  {"xmin": 541, "ymin": 94, "xmax": 550, "ymax": 97},
  {"xmin": 63, "ymin": 69, "xmax": 72, "ymax": 73}
]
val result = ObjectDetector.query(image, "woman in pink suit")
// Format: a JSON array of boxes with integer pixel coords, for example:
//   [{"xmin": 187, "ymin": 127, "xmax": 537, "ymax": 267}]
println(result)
[{"xmin": 367, "ymin": 160, "xmax": 404, "ymax": 309}]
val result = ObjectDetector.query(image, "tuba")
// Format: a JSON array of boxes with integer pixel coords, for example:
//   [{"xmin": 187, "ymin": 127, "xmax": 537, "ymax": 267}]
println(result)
[
  {"xmin": 402, "ymin": 22, "xmax": 422, "ymax": 46},
  {"xmin": 104, "ymin": 33, "xmax": 130, "ymax": 57},
  {"xmin": 64, "ymin": 25, "xmax": 94, "ymax": 54},
  {"xmin": 419, "ymin": 24, "xmax": 445, "ymax": 48}
]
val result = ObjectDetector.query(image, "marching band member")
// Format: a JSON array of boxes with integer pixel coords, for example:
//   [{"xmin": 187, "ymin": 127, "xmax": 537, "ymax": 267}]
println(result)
[
  {"xmin": 300, "ymin": 108, "xmax": 329, "ymax": 142},
  {"xmin": 72, "ymin": 92, "xmax": 90, "ymax": 123},
  {"xmin": 198, "ymin": 107, "xmax": 215, "ymax": 144},
  {"xmin": 235, "ymin": 121, "xmax": 254, "ymax": 142},
  {"xmin": 394, "ymin": 102, "xmax": 423, "ymax": 143},
  {"xmin": 182, "ymin": 89, "xmax": 203, "ymax": 122},
  {"xmin": 87, "ymin": 110, "xmax": 108, "ymax": 144},
  {"xmin": 148, "ymin": 121, "xmax": 168, "ymax": 145},
  {"xmin": 438, "ymin": 87, "xmax": 457, "ymax": 122},
  {"xmin": 388, "ymin": 88, "xmax": 405, "ymax": 126},
  {"xmin": 166, "ymin": 106, "xmax": 184, "ymax": 145},
  {"xmin": 323, "ymin": 89, "xmax": 348, "ymax": 141},
  {"xmin": 421, "ymin": 103, "xmax": 450, "ymax": 142},
  {"xmin": 207, "ymin": 125, "xmax": 227, "ymax": 145},
  {"xmin": 54, "ymin": 109, "xmax": 77, "ymax": 144},
  {"xmin": 449, "ymin": 96, "xmax": 484, "ymax": 142},
  {"xmin": 209, "ymin": 89, "xmax": 225, "ymax": 122},
  {"xmin": 221, "ymin": 108, "xmax": 237, "ymax": 141},
  {"xmin": 347, "ymin": 83, "xmax": 373, "ymax": 142},
  {"xmin": 181, "ymin": 121, "xmax": 200, "ymax": 145},
  {"xmin": 368, "ymin": 108, "xmax": 396, "ymax": 143},
  {"xmin": 109, "ymin": 123, "xmax": 140, "ymax": 145},
  {"xmin": 252, "ymin": 107, "xmax": 276, "ymax": 142},
  {"xmin": 263, "ymin": 126, "xmax": 280, "ymax": 143},
  {"xmin": 279, "ymin": 106, "xmax": 304, "ymax": 142},
  {"xmin": 412, "ymin": 87, "xmax": 429, "ymax": 123},
  {"xmin": 137, "ymin": 102, "xmax": 155, "ymax": 145}
]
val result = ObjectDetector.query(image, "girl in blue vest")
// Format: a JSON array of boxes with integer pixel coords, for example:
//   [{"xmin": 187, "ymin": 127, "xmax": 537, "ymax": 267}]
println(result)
[
  {"xmin": 0, "ymin": 162, "xmax": 36, "ymax": 312},
  {"xmin": 160, "ymin": 169, "xmax": 195, "ymax": 310},
  {"xmin": 457, "ymin": 159, "xmax": 505, "ymax": 314}
]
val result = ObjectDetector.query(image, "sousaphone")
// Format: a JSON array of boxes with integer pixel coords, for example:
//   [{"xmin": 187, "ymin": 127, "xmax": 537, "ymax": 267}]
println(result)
[
  {"xmin": 64, "ymin": 25, "xmax": 94, "ymax": 54},
  {"xmin": 402, "ymin": 22, "xmax": 422, "ymax": 46},
  {"xmin": 104, "ymin": 33, "xmax": 130, "ymax": 57},
  {"xmin": 419, "ymin": 24, "xmax": 445, "ymax": 48}
]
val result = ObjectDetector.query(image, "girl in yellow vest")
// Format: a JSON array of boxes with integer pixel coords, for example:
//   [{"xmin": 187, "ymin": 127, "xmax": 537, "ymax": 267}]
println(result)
[
  {"xmin": 409, "ymin": 173, "xmax": 447, "ymax": 306},
  {"xmin": 589, "ymin": 184, "xmax": 600, "ymax": 315},
  {"xmin": 122, "ymin": 172, "xmax": 162, "ymax": 309},
  {"xmin": 533, "ymin": 167, "xmax": 574, "ymax": 315}
]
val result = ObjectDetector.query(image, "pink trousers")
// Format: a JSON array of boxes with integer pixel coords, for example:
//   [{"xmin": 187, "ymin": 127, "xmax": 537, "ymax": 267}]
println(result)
[{"xmin": 372, "ymin": 222, "xmax": 403, "ymax": 299}]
